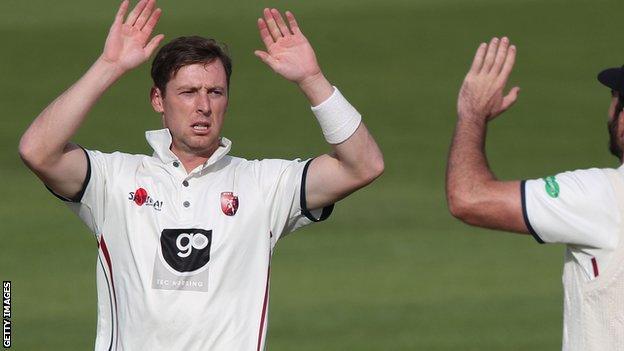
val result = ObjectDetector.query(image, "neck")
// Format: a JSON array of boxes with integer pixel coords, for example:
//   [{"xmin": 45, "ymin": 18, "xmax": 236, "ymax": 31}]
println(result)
[{"xmin": 170, "ymin": 143, "xmax": 219, "ymax": 173}]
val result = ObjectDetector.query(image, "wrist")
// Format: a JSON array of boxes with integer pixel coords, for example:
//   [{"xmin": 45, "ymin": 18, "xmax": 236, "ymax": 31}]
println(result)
[
  {"xmin": 93, "ymin": 56, "xmax": 127, "ymax": 83},
  {"xmin": 457, "ymin": 114, "xmax": 488, "ymax": 135},
  {"xmin": 458, "ymin": 110, "xmax": 488, "ymax": 126},
  {"xmin": 311, "ymin": 87, "xmax": 362, "ymax": 144},
  {"xmin": 298, "ymin": 72, "xmax": 333, "ymax": 106}
]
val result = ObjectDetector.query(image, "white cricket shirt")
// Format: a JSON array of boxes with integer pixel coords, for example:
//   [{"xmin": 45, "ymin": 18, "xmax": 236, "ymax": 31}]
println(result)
[
  {"xmin": 52, "ymin": 129, "xmax": 333, "ymax": 351},
  {"xmin": 523, "ymin": 166, "xmax": 624, "ymax": 351}
]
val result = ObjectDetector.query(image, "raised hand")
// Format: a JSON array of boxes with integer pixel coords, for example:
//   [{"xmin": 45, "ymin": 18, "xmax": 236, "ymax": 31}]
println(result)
[
  {"xmin": 101, "ymin": 0, "xmax": 164, "ymax": 73},
  {"xmin": 457, "ymin": 37, "xmax": 520, "ymax": 122},
  {"xmin": 254, "ymin": 8, "xmax": 322, "ymax": 86}
]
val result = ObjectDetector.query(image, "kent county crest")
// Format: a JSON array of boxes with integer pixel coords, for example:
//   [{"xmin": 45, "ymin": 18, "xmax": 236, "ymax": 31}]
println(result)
[{"xmin": 220, "ymin": 192, "xmax": 239, "ymax": 216}]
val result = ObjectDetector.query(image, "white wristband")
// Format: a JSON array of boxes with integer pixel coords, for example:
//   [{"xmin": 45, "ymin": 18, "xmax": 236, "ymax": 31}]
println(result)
[{"xmin": 310, "ymin": 87, "xmax": 362, "ymax": 144}]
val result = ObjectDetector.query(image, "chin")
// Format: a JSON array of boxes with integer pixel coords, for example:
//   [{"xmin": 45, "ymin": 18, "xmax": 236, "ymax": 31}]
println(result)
[{"xmin": 188, "ymin": 140, "xmax": 218, "ymax": 155}]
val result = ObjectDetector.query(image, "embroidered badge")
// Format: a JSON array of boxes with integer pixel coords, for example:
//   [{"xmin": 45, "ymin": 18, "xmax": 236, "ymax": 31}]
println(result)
[
  {"xmin": 220, "ymin": 192, "xmax": 239, "ymax": 216},
  {"xmin": 543, "ymin": 176, "xmax": 560, "ymax": 198}
]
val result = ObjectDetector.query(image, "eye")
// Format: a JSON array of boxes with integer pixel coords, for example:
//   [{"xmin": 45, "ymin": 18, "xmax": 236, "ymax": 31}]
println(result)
[{"xmin": 209, "ymin": 90, "xmax": 224, "ymax": 96}]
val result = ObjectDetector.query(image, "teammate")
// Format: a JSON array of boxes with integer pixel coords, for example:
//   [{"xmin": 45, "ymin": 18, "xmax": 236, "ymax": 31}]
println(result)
[
  {"xmin": 18, "ymin": 1, "xmax": 384, "ymax": 350},
  {"xmin": 446, "ymin": 36, "xmax": 624, "ymax": 350}
]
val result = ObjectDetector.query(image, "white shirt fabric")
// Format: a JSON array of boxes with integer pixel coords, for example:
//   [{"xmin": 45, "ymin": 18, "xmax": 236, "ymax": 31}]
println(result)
[
  {"xmin": 523, "ymin": 166, "xmax": 624, "ymax": 350},
  {"xmin": 53, "ymin": 129, "xmax": 333, "ymax": 351}
]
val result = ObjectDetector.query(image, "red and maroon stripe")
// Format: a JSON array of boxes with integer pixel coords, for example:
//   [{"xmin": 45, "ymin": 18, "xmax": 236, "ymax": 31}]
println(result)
[
  {"xmin": 256, "ymin": 265, "xmax": 271, "ymax": 351},
  {"xmin": 99, "ymin": 235, "xmax": 119, "ymax": 350},
  {"xmin": 591, "ymin": 257, "xmax": 599, "ymax": 278}
]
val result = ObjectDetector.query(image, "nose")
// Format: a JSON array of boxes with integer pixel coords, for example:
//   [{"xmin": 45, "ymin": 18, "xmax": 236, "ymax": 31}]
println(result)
[{"xmin": 196, "ymin": 93, "xmax": 211, "ymax": 117}]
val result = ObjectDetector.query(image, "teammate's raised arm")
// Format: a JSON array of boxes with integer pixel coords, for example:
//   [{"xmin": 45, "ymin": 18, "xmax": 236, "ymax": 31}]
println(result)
[
  {"xmin": 254, "ymin": 8, "xmax": 384, "ymax": 210},
  {"xmin": 18, "ymin": 0, "xmax": 163, "ymax": 200},
  {"xmin": 445, "ymin": 37, "xmax": 528, "ymax": 233}
]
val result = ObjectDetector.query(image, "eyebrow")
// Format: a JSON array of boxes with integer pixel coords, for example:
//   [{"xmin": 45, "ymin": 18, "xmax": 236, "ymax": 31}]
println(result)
[{"xmin": 175, "ymin": 85, "xmax": 226, "ymax": 91}]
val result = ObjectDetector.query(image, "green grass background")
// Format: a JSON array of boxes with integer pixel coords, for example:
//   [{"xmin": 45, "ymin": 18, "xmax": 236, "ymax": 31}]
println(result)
[{"xmin": 1, "ymin": 0, "xmax": 623, "ymax": 349}]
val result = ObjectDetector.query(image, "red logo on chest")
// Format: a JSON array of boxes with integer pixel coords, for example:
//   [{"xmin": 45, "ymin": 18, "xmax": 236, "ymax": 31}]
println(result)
[
  {"xmin": 128, "ymin": 187, "xmax": 163, "ymax": 211},
  {"xmin": 134, "ymin": 188, "xmax": 148, "ymax": 206},
  {"xmin": 220, "ymin": 192, "xmax": 239, "ymax": 216}
]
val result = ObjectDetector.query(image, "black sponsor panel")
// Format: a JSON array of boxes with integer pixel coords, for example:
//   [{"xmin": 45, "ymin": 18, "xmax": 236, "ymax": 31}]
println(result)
[{"xmin": 160, "ymin": 229, "xmax": 212, "ymax": 273}]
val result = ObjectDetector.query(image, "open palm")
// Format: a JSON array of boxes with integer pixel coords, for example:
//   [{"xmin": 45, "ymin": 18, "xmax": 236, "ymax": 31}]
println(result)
[
  {"xmin": 255, "ymin": 9, "xmax": 321, "ymax": 84},
  {"xmin": 101, "ymin": 0, "xmax": 164, "ymax": 72}
]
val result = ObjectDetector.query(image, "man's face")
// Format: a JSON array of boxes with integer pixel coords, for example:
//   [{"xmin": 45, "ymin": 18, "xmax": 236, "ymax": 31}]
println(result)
[
  {"xmin": 151, "ymin": 60, "xmax": 228, "ymax": 158},
  {"xmin": 608, "ymin": 92, "xmax": 623, "ymax": 160}
]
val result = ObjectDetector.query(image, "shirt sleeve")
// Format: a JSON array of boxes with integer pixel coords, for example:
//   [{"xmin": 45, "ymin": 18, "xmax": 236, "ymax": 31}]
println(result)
[
  {"xmin": 253, "ymin": 158, "xmax": 334, "ymax": 241},
  {"xmin": 522, "ymin": 168, "xmax": 620, "ymax": 248},
  {"xmin": 46, "ymin": 148, "xmax": 109, "ymax": 236}
]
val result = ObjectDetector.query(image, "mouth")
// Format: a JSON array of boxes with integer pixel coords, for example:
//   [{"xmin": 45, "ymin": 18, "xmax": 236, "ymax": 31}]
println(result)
[{"xmin": 191, "ymin": 122, "xmax": 210, "ymax": 134}]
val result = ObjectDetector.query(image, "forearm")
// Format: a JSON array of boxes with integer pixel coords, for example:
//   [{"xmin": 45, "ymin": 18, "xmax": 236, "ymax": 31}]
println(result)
[
  {"xmin": 310, "ymin": 82, "xmax": 382, "ymax": 177},
  {"xmin": 331, "ymin": 124, "xmax": 383, "ymax": 182},
  {"xmin": 446, "ymin": 116, "xmax": 525, "ymax": 232},
  {"xmin": 298, "ymin": 72, "xmax": 333, "ymax": 106},
  {"xmin": 447, "ymin": 117, "xmax": 496, "ymax": 194},
  {"xmin": 19, "ymin": 58, "xmax": 124, "ymax": 166},
  {"xmin": 304, "ymin": 86, "xmax": 383, "ymax": 209}
]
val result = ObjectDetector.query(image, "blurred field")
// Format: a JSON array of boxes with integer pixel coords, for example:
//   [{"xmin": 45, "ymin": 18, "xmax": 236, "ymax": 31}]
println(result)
[{"xmin": 1, "ymin": 0, "xmax": 623, "ymax": 349}]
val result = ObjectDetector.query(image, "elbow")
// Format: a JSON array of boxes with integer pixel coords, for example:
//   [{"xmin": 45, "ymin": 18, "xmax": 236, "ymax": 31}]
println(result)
[
  {"xmin": 18, "ymin": 134, "xmax": 47, "ymax": 171},
  {"xmin": 447, "ymin": 195, "xmax": 469, "ymax": 221},
  {"xmin": 18, "ymin": 136, "xmax": 37, "ymax": 168},
  {"xmin": 447, "ymin": 192, "xmax": 480, "ymax": 226},
  {"xmin": 359, "ymin": 153, "xmax": 385, "ymax": 186},
  {"xmin": 368, "ymin": 154, "xmax": 385, "ymax": 181}
]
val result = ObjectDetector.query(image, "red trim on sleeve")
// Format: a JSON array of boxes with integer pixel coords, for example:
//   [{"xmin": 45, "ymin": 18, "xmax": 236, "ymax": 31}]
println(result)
[{"xmin": 591, "ymin": 257, "xmax": 599, "ymax": 278}]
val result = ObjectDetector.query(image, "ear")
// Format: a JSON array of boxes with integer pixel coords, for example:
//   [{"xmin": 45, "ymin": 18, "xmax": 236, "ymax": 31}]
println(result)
[
  {"xmin": 618, "ymin": 110, "xmax": 624, "ymax": 139},
  {"xmin": 150, "ymin": 87, "xmax": 164, "ymax": 113}
]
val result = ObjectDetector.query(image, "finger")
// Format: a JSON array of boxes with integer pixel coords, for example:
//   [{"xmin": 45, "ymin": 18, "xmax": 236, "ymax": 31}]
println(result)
[
  {"xmin": 254, "ymin": 50, "xmax": 279, "ymax": 69},
  {"xmin": 134, "ymin": 0, "xmax": 155, "ymax": 28},
  {"xmin": 492, "ymin": 37, "xmax": 509, "ymax": 75},
  {"xmin": 141, "ymin": 7, "xmax": 162, "ymax": 34},
  {"xmin": 498, "ymin": 45, "xmax": 516, "ymax": 86},
  {"xmin": 285, "ymin": 11, "xmax": 301, "ymax": 34},
  {"xmin": 257, "ymin": 18, "xmax": 274, "ymax": 49},
  {"xmin": 469, "ymin": 42, "xmax": 487, "ymax": 73},
  {"xmin": 263, "ymin": 8, "xmax": 283, "ymax": 41},
  {"xmin": 113, "ymin": 0, "xmax": 130, "ymax": 27},
  {"xmin": 271, "ymin": 8, "xmax": 292, "ymax": 36},
  {"xmin": 501, "ymin": 86, "xmax": 520, "ymax": 111},
  {"xmin": 482, "ymin": 37, "xmax": 499, "ymax": 73},
  {"xmin": 126, "ymin": 0, "xmax": 148, "ymax": 26},
  {"xmin": 144, "ymin": 33, "xmax": 165, "ymax": 56}
]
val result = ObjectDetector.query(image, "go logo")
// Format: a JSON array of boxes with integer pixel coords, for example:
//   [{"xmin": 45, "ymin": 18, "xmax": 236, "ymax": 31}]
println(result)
[
  {"xmin": 160, "ymin": 229, "xmax": 212, "ymax": 273},
  {"xmin": 176, "ymin": 232, "xmax": 209, "ymax": 258}
]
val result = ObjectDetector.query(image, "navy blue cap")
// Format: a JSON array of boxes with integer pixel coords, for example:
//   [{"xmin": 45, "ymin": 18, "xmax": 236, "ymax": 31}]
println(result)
[{"xmin": 598, "ymin": 66, "xmax": 624, "ymax": 92}]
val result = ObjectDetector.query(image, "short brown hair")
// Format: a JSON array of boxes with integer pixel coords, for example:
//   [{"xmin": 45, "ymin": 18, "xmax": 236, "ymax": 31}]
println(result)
[{"xmin": 151, "ymin": 36, "xmax": 232, "ymax": 96}]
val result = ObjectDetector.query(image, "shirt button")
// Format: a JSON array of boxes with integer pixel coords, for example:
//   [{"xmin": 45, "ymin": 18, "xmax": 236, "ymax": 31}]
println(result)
[
  {"xmin": 183, "ymin": 201, "xmax": 190, "ymax": 208},
  {"xmin": 182, "ymin": 180, "xmax": 189, "ymax": 187},
  {"xmin": 173, "ymin": 161, "xmax": 180, "ymax": 167}
]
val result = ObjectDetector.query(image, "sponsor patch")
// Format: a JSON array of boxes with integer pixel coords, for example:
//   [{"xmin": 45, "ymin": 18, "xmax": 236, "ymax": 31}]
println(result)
[
  {"xmin": 128, "ymin": 187, "xmax": 163, "ymax": 211},
  {"xmin": 543, "ymin": 176, "xmax": 560, "ymax": 198},
  {"xmin": 152, "ymin": 229, "xmax": 212, "ymax": 292}
]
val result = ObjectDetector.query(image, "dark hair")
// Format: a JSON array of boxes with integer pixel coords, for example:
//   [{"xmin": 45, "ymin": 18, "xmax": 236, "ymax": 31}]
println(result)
[{"xmin": 151, "ymin": 36, "xmax": 232, "ymax": 96}]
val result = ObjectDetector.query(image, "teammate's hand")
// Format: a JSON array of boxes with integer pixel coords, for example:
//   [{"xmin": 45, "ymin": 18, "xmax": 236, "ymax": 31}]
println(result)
[
  {"xmin": 457, "ymin": 37, "xmax": 520, "ymax": 122},
  {"xmin": 100, "ymin": 0, "xmax": 164, "ymax": 73},
  {"xmin": 254, "ymin": 9, "xmax": 322, "ymax": 86}
]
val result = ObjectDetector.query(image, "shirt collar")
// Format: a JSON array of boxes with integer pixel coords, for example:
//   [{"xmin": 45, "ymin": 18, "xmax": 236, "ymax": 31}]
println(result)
[{"xmin": 145, "ymin": 128, "xmax": 232, "ymax": 169}]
